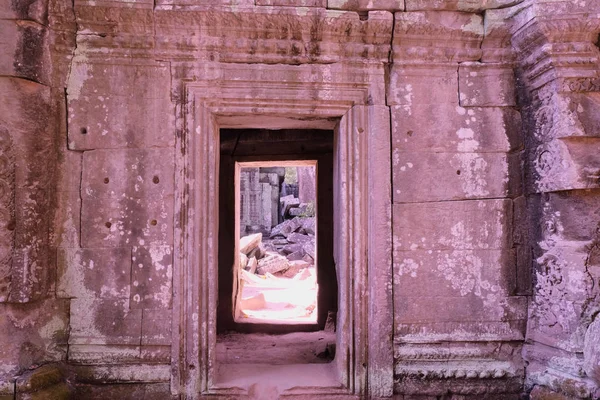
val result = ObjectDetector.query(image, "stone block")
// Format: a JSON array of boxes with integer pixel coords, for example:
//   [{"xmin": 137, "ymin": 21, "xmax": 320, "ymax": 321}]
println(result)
[
  {"xmin": 396, "ymin": 314, "xmax": 526, "ymax": 343},
  {"xmin": 388, "ymin": 64, "xmax": 458, "ymax": 107},
  {"xmin": 393, "ymin": 199, "xmax": 512, "ymax": 251},
  {"xmin": 327, "ymin": 0, "xmax": 405, "ymax": 10},
  {"xmin": 394, "ymin": 295, "xmax": 526, "ymax": 323},
  {"xmin": 539, "ymin": 191, "xmax": 600, "ymax": 242},
  {"xmin": 81, "ymin": 195, "xmax": 174, "ymax": 248},
  {"xmin": 257, "ymin": 253, "xmax": 289, "ymax": 275},
  {"xmin": 15, "ymin": 364, "xmax": 70, "ymax": 400},
  {"xmin": 71, "ymin": 364, "xmax": 171, "ymax": 384},
  {"xmin": 141, "ymin": 309, "xmax": 172, "ymax": 346},
  {"xmin": 584, "ymin": 319, "xmax": 600, "ymax": 384},
  {"xmin": 515, "ymin": 245, "xmax": 532, "ymax": 296},
  {"xmin": 67, "ymin": 62, "xmax": 174, "ymax": 150},
  {"xmin": 529, "ymin": 138, "xmax": 600, "ymax": 193},
  {"xmin": 0, "ymin": 20, "xmax": 51, "ymax": 86},
  {"xmin": 0, "ymin": 0, "xmax": 48, "ymax": 23},
  {"xmin": 68, "ymin": 344, "xmax": 140, "ymax": 364},
  {"xmin": 69, "ymin": 298, "xmax": 142, "ymax": 345},
  {"xmin": 393, "ymin": 151, "xmax": 521, "ymax": 203},
  {"xmin": 130, "ymin": 246, "xmax": 173, "ymax": 309},
  {"xmin": 72, "ymin": 382, "xmax": 173, "ymax": 400},
  {"xmin": 391, "ymin": 104, "xmax": 522, "ymax": 153},
  {"xmin": 405, "ymin": 0, "xmax": 521, "ymax": 11},
  {"xmin": 0, "ymin": 299, "xmax": 69, "ymax": 377},
  {"xmin": 458, "ymin": 62, "xmax": 516, "ymax": 107},
  {"xmin": 82, "ymin": 149, "xmax": 175, "ymax": 200},
  {"xmin": 49, "ymin": 191, "xmax": 80, "ymax": 248},
  {"xmin": 392, "ymin": 12, "xmax": 483, "ymax": 63},
  {"xmin": 394, "ymin": 249, "xmax": 516, "ymax": 297},
  {"xmin": 0, "ymin": 78, "xmax": 53, "ymax": 190},
  {"xmin": 140, "ymin": 346, "xmax": 171, "ymax": 363},
  {"xmin": 56, "ymin": 248, "xmax": 131, "ymax": 299},
  {"xmin": 239, "ymin": 233, "xmax": 262, "ymax": 255},
  {"xmin": 258, "ymin": 0, "xmax": 325, "ymax": 5}
]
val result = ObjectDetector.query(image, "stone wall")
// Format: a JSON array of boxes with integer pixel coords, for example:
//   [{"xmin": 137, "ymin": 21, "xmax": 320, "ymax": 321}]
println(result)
[{"xmin": 0, "ymin": 0, "xmax": 599, "ymax": 398}]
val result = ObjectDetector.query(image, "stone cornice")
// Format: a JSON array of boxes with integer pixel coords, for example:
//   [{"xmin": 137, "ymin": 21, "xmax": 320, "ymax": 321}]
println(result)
[
  {"xmin": 73, "ymin": 5, "xmax": 393, "ymax": 64},
  {"xmin": 511, "ymin": 5, "xmax": 600, "ymax": 91},
  {"xmin": 392, "ymin": 11, "xmax": 483, "ymax": 64}
]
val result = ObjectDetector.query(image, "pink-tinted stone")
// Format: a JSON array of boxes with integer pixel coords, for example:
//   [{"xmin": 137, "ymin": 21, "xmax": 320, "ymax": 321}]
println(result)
[
  {"xmin": 458, "ymin": 62, "xmax": 516, "ymax": 107},
  {"xmin": 82, "ymin": 148, "xmax": 175, "ymax": 200},
  {"xmin": 56, "ymin": 248, "xmax": 131, "ymax": 299},
  {"xmin": 67, "ymin": 62, "xmax": 174, "ymax": 150},
  {"xmin": 392, "ymin": 151, "xmax": 521, "ymax": 203},
  {"xmin": 388, "ymin": 65, "xmax": 458, "ymax": 106},
  {"xmin": 69, "ymin": 298, "xmax": 142, "ymax": 345},
  {"xmin": 393, "ymin": 199, "xmax": 512, "ymax": 251},
  {"xmin": 141, "ymin": 309, "xmax": 172, "ymax": 346},
  {"xmin": 391, "ymin": 104, "xmax": 522, "ymax": 153},
  {"xmin": 327, "ymin": 0, "xmax": 405, "ymax": 10},
  {"xmin": 80, "ymin": 196, "xmax": 174, "ymax": 248},
  {"xmin": 130, "ymin": 246, "xmax": 173, "ymax": 309}
]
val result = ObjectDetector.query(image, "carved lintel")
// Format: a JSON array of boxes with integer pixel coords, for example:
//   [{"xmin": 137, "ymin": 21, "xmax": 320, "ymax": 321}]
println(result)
[
  {"xmin": 73, "ymin": 5, "xmax": 393, "ymax": 64},
  {"xmin": 393, "ymin": 11, "xmax": 483, "ymax": 63}
]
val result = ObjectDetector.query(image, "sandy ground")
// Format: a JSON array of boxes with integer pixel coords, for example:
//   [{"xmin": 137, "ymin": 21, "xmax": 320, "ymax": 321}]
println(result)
[{"xmin": 238, "ymin": 267, "xmax": 318, "ymax": 324}]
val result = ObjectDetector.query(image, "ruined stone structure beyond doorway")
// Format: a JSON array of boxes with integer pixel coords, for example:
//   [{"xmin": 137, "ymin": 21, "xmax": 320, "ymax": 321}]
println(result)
[{"xmin": 1, "ymin": 0, "xmax": 600, "ymax": 399}]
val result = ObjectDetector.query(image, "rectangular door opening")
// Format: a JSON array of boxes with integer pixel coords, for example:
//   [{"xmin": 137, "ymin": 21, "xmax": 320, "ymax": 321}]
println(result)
[
  {"xmin": 216, "ymin": 129, "xmax": 338, "ymax": 379},
  {"xmin": 235, "ymin": 162, "xmax": 319, "ymax": 325}
]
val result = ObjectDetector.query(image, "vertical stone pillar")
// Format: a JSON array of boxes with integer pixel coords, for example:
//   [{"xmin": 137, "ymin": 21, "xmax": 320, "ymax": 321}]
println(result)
[
  {"xmin": 511, "ymin": 2, "xmax": 600, "ymax": 397},
  {"xmin": 390, "ymin": 9, "xmax": 526, "ymax": 396}
]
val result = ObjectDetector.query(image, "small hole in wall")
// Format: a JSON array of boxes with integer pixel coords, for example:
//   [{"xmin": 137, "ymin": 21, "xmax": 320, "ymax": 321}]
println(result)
[
  {"xmin": 104, "ymin": 177, "xmax": 109, "ymax": 184},
  {"xmin": 80, "ymin": 127, "xmax": 88, "ymax": 135},
  {"xmin": 358, "ymin": 11, "xmax": 368, "ymax": 21},
  {"xmin": 456, "ymin": 170, "xmax": 461, "ymax": 175},
  {"xmin": 594, "ymin": 33, "xmax": 600, "ymax": 51},
  {"xmin": 153, "ymin": 176, "xmax": 160, "ymax": 184},
  {"xmin": 150, "ymin": 219, "xmax": 157, "ymax": 226},
  {"xmin": 407, "ymin": 130, "xmax": 413, "ymax": 137},
  {"xmin": 105, "ymin": 222, "xmax": 112, "ymax": 228}
]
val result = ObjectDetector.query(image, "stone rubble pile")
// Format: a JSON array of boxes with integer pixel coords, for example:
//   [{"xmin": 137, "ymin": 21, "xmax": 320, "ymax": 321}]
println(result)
[{"xmin": 239, "ymin": 217, "xmax": 316, "ymax": 278}]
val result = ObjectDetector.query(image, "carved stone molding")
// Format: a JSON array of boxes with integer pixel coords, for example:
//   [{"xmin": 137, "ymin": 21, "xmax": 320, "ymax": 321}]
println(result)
[
  {"xmin": 392, "ymin": 11, "xmax": 483, "ymax": 64},
  {"xmin": 512, "ymin": 13, "xmax": 600, "ymax": 90},
  {"xmin": 72, "ymin": 5, "xmax": 393, "ymax": 64}
]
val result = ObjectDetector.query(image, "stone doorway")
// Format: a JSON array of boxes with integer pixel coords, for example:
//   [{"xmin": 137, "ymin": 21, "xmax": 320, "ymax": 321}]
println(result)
[
  {"xmin": 218, "ymin": 129, "xmax": 336, "ymax": 333},
  {"xmin": 172, "ymin": 67, "xmax": 392, "ymax": 399}
]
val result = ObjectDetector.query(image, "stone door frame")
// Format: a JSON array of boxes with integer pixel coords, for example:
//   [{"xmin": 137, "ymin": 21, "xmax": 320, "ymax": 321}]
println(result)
[{"xmin": 171, "ymin": 63, "xmax": 393, "ymax": 399}]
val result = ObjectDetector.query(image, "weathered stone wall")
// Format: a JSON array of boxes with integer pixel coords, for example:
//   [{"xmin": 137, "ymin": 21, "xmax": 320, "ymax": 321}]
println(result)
[
  {"xmin": 0, "ymin": 0, "xmax": 599, "ymax": 398},
  {"xmin": 0, "ymin": 1, "xmax": 73, "ymax": 398}
]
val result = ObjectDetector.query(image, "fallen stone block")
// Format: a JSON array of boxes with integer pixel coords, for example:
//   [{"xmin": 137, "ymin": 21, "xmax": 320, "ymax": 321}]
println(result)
[
  {"xmin": 288, "ymin": 204, "xmax": 308, "ymax": 216},
  {"xmin": 247, "ymin": 243, "xmax": 266, "ymax": 260},
  {"xmin": 270, "ymin": 217, "xmax": 302, "ymax": 238},
  {"xmin": 281, "ymin": 260, "xmax": 310, "ymax": 278},
  {"xmin": 282, "ymin": 243, "xmax": 304, "ymax": 255},
  {"xmin": 299, "ymin": 217, "xmax": 316, "ymax": 235},
  {"xmin": 287, "ymin": 250, "xmax": 306, "ymax": 261},
  {"xmin": 287, "ymin": 232, "xmax": 310, "ymax": 244},
  {"xmin": 239, "ymin": 233, "xmax": 262, "ymax": 255},
  {"xmin": 302, "ymin": 253, "xmax": 314, "ymax": 265},
  {"xmin": 239, "ymin": 253, "xmax": 248, "ymax": 269},
  {"xmin": 257, "ymin": 253, "xmax": 289, "ymax": 275},
  {"xmin": 246, "ymin": 256, "xmax": 257, "ymax": 274},
  {"xmin": 303, "ymin": 242, "xmax": 315, "ymax": 259}
]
